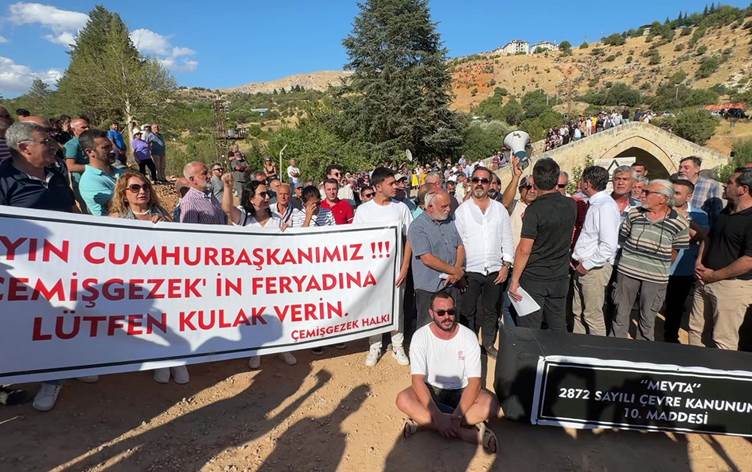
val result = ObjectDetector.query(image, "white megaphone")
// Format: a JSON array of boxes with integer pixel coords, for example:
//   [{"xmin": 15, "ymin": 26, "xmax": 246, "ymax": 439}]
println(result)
[{"xmin": 504, "ymin": 130, "xmax": 530, "ymax": 170}]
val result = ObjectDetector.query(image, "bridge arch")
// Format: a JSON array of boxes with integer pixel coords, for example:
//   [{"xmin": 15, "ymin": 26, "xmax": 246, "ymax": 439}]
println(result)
[{"xmin": 599, "ymin": 135, "xmax": 677, "ymax": 178}]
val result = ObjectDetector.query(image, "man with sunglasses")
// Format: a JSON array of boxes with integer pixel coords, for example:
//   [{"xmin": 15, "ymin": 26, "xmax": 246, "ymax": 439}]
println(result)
[
  {"xmin": 358, "ymin": 186, "xmax": 375, "ymax": 206},
  {"xmin": 455, "ymin": 167, "xmax": 513, "ymax": 358},
  {"xmin": 396, "ymin": 291, "xmax": 498, "ymax": 453},
  {"xmin": 209, "ymin": 163, "xmax": 225, "ymax": 200}
]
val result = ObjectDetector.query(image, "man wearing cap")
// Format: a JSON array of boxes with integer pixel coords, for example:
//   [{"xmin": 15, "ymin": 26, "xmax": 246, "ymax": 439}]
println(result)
[
  {"xmin": 132, "ymin": 129, "xmax": 157, "ymax": 182},
  {"xmin": 502, "ymin": 157, "xmax": 538, "ymax": 253}
]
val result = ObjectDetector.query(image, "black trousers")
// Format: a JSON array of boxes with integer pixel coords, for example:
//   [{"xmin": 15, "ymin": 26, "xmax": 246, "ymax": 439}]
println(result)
[
  {"xmin": 460, "ymin": 272, "xmax": 503, "ymax": 347},
  {"xmin": 663, "ymin": 276, "xmax": 694, "ymax": 343},
  {"xmin": 138, "ymin": 158, "xmax": 157, "ymax": 181},
  {"xmin": 516, "ymin": 275, "xmax": 569, "ymax": 332}
]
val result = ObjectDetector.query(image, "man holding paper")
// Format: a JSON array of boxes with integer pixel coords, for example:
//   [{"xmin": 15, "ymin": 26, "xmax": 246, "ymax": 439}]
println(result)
[{"xmin": 508, "ymin": 158, "xmax": 576, "ymax": 332}]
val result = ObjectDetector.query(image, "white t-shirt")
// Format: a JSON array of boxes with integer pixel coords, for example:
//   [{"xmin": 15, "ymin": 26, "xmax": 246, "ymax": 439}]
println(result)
[
  {"xmin": 235, "ymin": 207, "xmax": 281, "ymax": 230},
  {"xmin": 409, "ymin": 324, "xmax": 481, "ymax": 390},
  {"xmin": 286, "ymin": 165, "xmax": 300, "ymax": 185},
  {"xmin": 353, "ymin": 198, "xmax": 413, "ymax": 236}
]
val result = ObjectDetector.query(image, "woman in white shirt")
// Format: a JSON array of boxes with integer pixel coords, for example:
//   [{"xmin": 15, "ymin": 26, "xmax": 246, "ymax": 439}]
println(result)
[{"xmin": 220, "ymin": 174, "xmax": 296, "ymax": 368}]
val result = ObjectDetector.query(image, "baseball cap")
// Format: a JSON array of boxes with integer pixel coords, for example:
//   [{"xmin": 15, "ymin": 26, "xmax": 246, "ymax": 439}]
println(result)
[{"xmin": 395, "ymin": 173, "xmax": 407, "ymax": 181}]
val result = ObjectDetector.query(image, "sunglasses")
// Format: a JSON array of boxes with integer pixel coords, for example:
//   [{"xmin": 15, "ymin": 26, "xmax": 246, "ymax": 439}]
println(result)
[
  {"xmin": 471, "ymin": 177, "xmax": 491, "ymax": 185},
  {"xmin": 362, "ymin": 192, "xmax": 374, "ymax": 198},
  {"xmin": 23, "ymin": 137, "xmax": 57, "ymax": 147},
  {"xmin": 433, "ymin": 308, "xmax": 457, "ymax": 317},
  {"xmin": 127, "ymin": 184, "xmax": 150, "ymax": 193},
  {"xmin": 257, "ymin": 191, "xmax": 269, "ymax": 198},
  {"xmin": 212, "ymin": 168, "xmax": 222, "ymax": 172},
  {"xmin": 520, "ymin": 185, "xmax": 532, "ymax": 190},
  {"xmin": 556, "ymin": 184, "xmax": 568, "ymax": 189}
]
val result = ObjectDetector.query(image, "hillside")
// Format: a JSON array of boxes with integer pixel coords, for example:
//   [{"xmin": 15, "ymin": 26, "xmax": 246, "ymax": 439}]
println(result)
[
  {"xmin": 450, "ymin": 22, "xmax": 752, "ymax": 112},
  {"xmin": 224, "ymin": 70, "xmax": 352, "ymax": 94}
]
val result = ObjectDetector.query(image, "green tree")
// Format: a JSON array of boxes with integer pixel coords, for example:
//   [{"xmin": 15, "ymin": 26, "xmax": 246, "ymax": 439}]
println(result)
[
  {"xmin": 55, "ymin": 6, "xmax": 175, "ymax": 137},
  {"xmin": 26, "ymin": 79, "xmax": 52, "ymax": 115},
  {"xmin": 460, "ymin": 120, "xmax": 511, "ymax": 162},
  {"xmin": 500, "ymin": 98, "xmax": 524, "ymax": 126},
  {"xmin": 661, "ymin": 109, "xmax": 718, "ymax": 144},
  {"xmin": 339, "ymin": 0, "xmax": 461, "ymax": 163},
  {"xmin": 602, "ymin": 33, "xmax": 626, "ymax": 46},
  {"xmin": 559, "ymin": 40, "xmax": 572, "ymax": 55}
]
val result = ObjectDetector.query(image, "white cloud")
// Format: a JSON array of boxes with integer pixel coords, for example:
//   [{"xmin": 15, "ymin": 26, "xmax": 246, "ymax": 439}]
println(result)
[
  {"xmin": 0, "ymin": 35, "xmax": 8, "ymax": 43},
  {"xmin": 0, "ymin": 55, "xmax": 62, "ymax": 94},
  {"xmin": 8, "ymin": 2, "xmax": 88, "ymax": 48},
  {"xmin": 130, "ymin": 28, "xmax": 198, "ymax": 72}
]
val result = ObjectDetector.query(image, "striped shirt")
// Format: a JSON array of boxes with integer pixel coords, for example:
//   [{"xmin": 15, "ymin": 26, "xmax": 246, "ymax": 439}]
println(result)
[
  {"xmin": 0, "ymin": 138, "xmax": 11, "ymax": 161},
  {"xmin": 690, "ymin": 176, "xmax": 724, "ymax": 227},
  {"xmin": 290, "ymin": 207, "xmax": 335, "ymax": 227},
  {"xmin": 617, "ymin": 207, "xmax": 690, "ymax": 283},
  {"xmin": 179, "ymin": 187, "xmax": 227, "ymax": 225}
]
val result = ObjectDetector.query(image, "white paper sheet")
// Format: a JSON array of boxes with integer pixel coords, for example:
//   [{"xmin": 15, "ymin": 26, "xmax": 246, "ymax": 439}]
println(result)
[{"xmin": 509, "ymin": 287, "xmax": 540, "ymax": 317}]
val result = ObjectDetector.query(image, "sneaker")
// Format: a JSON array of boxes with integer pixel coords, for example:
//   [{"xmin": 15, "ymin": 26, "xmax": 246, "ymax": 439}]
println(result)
[
  {"xmin": 392, "ymin": 346, "xmax": 410, "ymax": 366},
  {"xmin": 311, "ymin": 347, "xmax": 324, "ymax": 355},
  {"xmin": 77, "ymin": 375, "xmax": 99, "ymax": 383},
  {"xmin": 279, "ymin": 352, "xmax": 297, "ymax": 366},
  {"xmin": 33, "ymin": 383, "xmax": 61, "ymax": 412},
  {"xmin": 153, "ymin": 368, "xmax": 170, "ymax": 384},
  {"xmin": 171, "ymin": 366, "xmax": 190, "ymax": 384},
  {"xmin": 0, "ymin": 387, "xmax": 27, "ymax": 406},
  {"xmin": 365, "ymin": 345, "xmax": 382, "ymax": 367},
  {"xmin": 248, "ymin": 356, "xmax": 261, "ymax": 370}
]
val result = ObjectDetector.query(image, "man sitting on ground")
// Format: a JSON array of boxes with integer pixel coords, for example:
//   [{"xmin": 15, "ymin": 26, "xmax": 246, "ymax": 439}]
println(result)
[{"xmin": 396, "ymin": 291, "xmax": 498, "ymax": 453}]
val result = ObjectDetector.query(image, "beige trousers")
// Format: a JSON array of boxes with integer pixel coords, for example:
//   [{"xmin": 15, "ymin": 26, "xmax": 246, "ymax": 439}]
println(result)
[
  {"xmin": 572, "ymin": 263, "xmax": 612, "ymax": 336},
  {"xmin": 687, "ymin": 279, "xmax": 752, "ymax": 350}
]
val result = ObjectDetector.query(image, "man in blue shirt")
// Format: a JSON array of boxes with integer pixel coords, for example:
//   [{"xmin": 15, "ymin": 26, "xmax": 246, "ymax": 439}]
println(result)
[
  {"xmin": 63, "ymin": 117, "xmax": 90, "ymax": 212},
  {"xmin": 79, "ymin": 129, "xmax": 125, "ymax": 215},
  {"xmin": 107, "ymin": 122, "xmax": 127, "ymax": 166},
  {"xmin": 664, "ymin": 178, "xmax": 709, "ymax": 343}
]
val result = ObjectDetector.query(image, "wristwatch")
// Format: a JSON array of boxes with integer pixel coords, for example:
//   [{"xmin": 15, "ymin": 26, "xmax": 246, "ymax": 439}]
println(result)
[{"xmin": 502, "ymin": 261, "xmax": 512, "ymax": 269}]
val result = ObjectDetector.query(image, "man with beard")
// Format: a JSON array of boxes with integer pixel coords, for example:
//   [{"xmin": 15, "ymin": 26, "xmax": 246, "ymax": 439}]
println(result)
[
  {"xmin": 78, "ymin": 129, "xmax": 125, "ymax": 215},
  {"xmin": 455, "ymin": 167, "xmax": 513, "ymax": 358},
  {"xmin": 179, "ymin": 161, "xmax": 226, "ymax": 224},
  {"xmin": 611, "ymin": 166, "xmax": 640, "ymax": 225},
  {"xmin": 408, "ymin": 190, "xmax": 464, "ymax": 328},
  {"xmin": 396, "ymin": 291, "xmax": 498, "ymax": 454}
]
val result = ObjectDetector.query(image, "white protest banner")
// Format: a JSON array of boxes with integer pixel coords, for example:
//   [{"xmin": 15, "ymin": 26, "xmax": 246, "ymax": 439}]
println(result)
[{"xmin": 0, "ymin": 206, "xmax": 401, "ymax": 383}]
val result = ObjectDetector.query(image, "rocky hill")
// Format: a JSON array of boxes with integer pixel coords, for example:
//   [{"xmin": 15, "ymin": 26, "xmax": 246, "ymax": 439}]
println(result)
[{"xmin": 224, "ymin": 70, "xmax": 352, "ymax": 94}]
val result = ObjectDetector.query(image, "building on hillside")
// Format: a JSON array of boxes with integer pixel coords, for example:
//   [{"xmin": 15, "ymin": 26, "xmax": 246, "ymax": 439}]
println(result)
[
  {"xmin": 497, "ymin": 40, "xmax": 529, "ymax": 55},
  {"xmin": 530, "ymin": 41, "xmax": 558, "ymax": 54}
]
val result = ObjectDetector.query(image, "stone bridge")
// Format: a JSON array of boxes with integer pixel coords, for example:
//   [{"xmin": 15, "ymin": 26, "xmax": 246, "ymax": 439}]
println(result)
[{"xmin": 491, "ymin": 121, "xmax": 729, "ymax": 186}]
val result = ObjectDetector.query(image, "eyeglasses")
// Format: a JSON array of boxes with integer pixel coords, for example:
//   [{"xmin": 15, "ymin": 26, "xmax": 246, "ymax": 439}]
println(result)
[
  {"xmin": 641, "ymin": 189, "xmax": 661, "ymax": 197},
  {"xmin": 362, "ymin": 192, "xmax": 374, "ymax": 198},
  {"xmin": 212, "ymin": 168, "xmax": 222, "ymax": 172},
  {"xmin": 433, "ymin": 308, "xmax": 457, "ymax": 317},
  {"xmin": 257, "ymin": 191, "xmax": 269, "ymax": 198},
  {"xmin": 556, "ymin": 184, "xmax": 568, "ymax": 189},
  {"xmin": 127, "ymin": 184, "xmax": 150, "ymax": 193},
  {"xmin": 22, "ymin": 137, "xmax": 57, "ymax": 147},
  {"xmin": 520, "ymin": 185, "xmax": 532, "ymax": 190},
  {"xmin": 471, "ymin": 177, "xmax": 491, "ymax": 185}
]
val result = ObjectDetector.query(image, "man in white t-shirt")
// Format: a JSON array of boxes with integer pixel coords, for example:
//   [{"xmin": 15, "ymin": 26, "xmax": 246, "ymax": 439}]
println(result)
[
  {"xmin": 286, "ymin": 158, "xmax": 300, "ymax": 187},
  {"xmin": 395, "ymin": 291, "xmax": 498, "ymax": 453},
  {"xmin": 353, "ymin": 166, "xmax": 413, "ymax": 367}
]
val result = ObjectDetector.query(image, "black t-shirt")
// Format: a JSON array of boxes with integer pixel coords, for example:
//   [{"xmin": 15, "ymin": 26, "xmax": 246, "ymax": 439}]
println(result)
[
  {"xmin": 520, "ymin": 191, "xmax": 577, "ymax": 280},
  {"xmin": 704, "ymin": 206, "xmax": 752, "ymax": 280},
  {"xmin": 0, "ymin": 158, "xmax": 75, "ymax": 212}
]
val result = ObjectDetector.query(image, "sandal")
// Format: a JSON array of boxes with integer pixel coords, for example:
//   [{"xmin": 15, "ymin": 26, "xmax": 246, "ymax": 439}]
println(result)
[
  {"xmin": 478, "ymin": 421, "xmax": 498, "ymax": 454},
  {"xmin": 402, "ymin": 419, "xmax": 418, "ymax": 439}
]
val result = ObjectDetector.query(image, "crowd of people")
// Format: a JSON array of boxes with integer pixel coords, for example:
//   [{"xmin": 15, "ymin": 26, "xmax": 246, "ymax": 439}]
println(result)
[
  {"xmin": 544, "ymin": 109, "xmax": 663, "ymax": 151},
  {"xmin": 1, "ymin": 103, "xmax": 751, "ymax": 454}
]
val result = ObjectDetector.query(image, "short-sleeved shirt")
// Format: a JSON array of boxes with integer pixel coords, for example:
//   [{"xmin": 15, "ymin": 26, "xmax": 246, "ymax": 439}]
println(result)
[
  {"xmin": 0, "ymin": 158, "xmax": 75, "ymax": 211},
  {"xmin": 147, "ymin": 132, "xmax": 166, "ymax": 156},
  {"xmin": 409, "ymin": 324, "xmax": 481, "ymax": 390},
  {"xmin": 352, "ymin": 199, "xmax": 413, "ymax": 236},
  {"xmin": 691, "ymin": 176, "xmax": 724, "ymax": 226},
  {"xmin": 132, "ymin": 138, "xmax": 151, "ymax": 162},
  {"xmin": 618, "ymin": 208, "xmax": 690, "ymax": 283},
  {"xmin": 290, "ymin": 207, "xmax": 335, "ymax": 227},
  {"xmin": 107, "ymin": 130, "xmax": 126, "ymax": 151},
  {"xmin": 703, "ymin": 206, "xmax": 752, "ymax": 280},
  {"xmin": 670, "ymin": 206, "xmax": 709, "ymax": 277},
  {"xmin": 79, "ymin": 165, "xmax": 125, "ymax": 216},
  {"xmin": 179, "ymin": 187, "xmax": 226, "ymax": 225},
  {"xmin": 63, "ymin": 136, "xmax": 88, "ymax": 183},
  {"xmin": 408, "ymin": 212, "xmax": 462, "ymax": 292},
  {"xmin": 520, "ymin": 192, "xmax": 577, "ymax": 280},
  {"xmin": 321, "ymin": 198, "xmax": 354, "ymax": 224},
  {"xmin": 235, "ymin": 207, "xmax": 281, "ymax": 230}
]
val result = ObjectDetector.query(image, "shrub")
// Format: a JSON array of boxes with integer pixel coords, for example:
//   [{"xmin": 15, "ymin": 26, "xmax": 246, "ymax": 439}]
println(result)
[
  {"xmin": 579, "ymin": 42, "xmax": 589, "ymax": 49},
  {"xmin": 696, "ymin": 56, "xmax": 721, "ymax": 78},
  {"xmin": 604, "ymin": 54, "xmax": 617, "ymax": 62},
  {"xmin": 664, "ymin": 109, "xmax": 718, "ymax": 144},
  {"xmin": 602, "ymin": 33, "xmax": 626, "ymax": 46}
]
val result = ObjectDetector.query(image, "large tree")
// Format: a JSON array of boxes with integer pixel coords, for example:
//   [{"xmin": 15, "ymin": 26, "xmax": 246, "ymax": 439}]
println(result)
[
  {"xmin": 55, "ymin": 6, "xmax": 175, "ymax": 137},
  {"xmin": 340, "ymin": 0, "xmax": 461, "ymax": 163}
]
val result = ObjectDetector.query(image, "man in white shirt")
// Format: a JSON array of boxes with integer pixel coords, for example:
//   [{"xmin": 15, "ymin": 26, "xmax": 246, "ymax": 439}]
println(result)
[
  {"xmin": 396, "ymin": 292, "xmax": 498, "ymax": 453},
  {"xmin": 286, "ymin": 158, "xmax": 300, "ymax": 187},
  {"xmin": 353, "ymin": 167, "xmax": 413, "ymax": 367},
  {"xmin": 571, "ymin": 166, "xmax": 620, "ymax": 336},
  {"xmin": 455, "ymin": 166, "xmax": 514, "ymax": 358}
]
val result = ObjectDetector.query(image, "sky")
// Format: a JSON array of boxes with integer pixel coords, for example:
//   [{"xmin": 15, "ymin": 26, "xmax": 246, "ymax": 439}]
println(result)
[{"xmin": 0, "ymin": 0, "xmax": 749, "ymax": 98}]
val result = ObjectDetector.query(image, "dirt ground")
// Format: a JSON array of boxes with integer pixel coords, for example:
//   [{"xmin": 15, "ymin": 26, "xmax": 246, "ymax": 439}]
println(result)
[{"xmin": 1, "ymin": 335, "xmax": 751, "ymax": 472}]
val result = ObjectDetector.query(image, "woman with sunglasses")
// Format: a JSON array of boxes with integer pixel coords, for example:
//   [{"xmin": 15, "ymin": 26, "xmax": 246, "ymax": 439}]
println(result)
[
  {"xmin": 220, "ymin": 172, "xmax": 297, "ymax": 369},
  {"xmin": 108, "ymin": 171, "xmax": 190, "ymax": 384}
]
